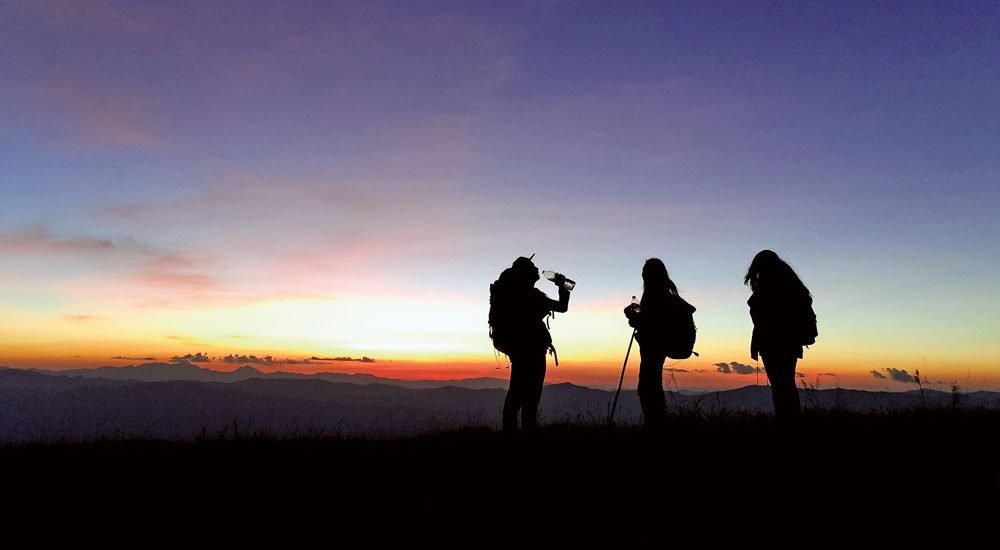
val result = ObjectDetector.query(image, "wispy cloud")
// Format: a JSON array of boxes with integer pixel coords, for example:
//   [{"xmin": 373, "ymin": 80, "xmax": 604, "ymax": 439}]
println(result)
[
  {"xmin": 0, "ymin": 226, "xmax": 213, "ymax": 282},
  {"xmin": 99, "ymin": 193, "xmax": 236, "ymax": 224},
  {"xmin": 111, "ymin": 356, "xmax": 157, "ymax": 361},
  {"xmin": 62, "ymin": 314, "xmax": 96, "ymax": 321},
  {"xmin": 0, "ymin": 226, "xmax": 153, "ymax": 258},
  {"xmin": 0, "ymin": 226, "xmax": 281, "ymax": 309},
  {"xmin": 165, "ymin": 335, "xmax": 207, "ymax": 346},
  {"xmin": 94, "ymin": 176, "xmax": 468, "ymax": 300},
  {"xmin": 139, "ymin": 254, "xmax": 220, "ymax": 290},
  {"xmin": 310, "ymin": 356, "xmax": 376, "ymax": 363},
  {"xmin": 871, "ymin": 370, "xmax": 887, "ymax": 380}
]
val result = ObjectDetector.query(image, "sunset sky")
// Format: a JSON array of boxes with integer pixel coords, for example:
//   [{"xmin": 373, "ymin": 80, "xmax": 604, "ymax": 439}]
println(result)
[{"xmin": 2, "ymin": 1, "xmax": 998, "ymax": 390}]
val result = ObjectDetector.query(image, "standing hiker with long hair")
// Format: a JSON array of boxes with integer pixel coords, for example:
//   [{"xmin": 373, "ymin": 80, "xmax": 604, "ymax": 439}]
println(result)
[
  {"xmin": 624, "ymin": 258, "xmax": 696, "ymax": 428},
  {"xmin": 489, "ymin": 256, "xmax": 571, "ymax": 432},
  {"xmin": 745, "ymin": 250, "xmax": 818, "ymax": 420}
]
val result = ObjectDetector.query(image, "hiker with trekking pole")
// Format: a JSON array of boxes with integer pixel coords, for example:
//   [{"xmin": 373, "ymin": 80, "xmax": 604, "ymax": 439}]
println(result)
[
  {"xmin": 489, "ymin": 255, "xmax": 574, "ymax": 432},
  {"xmin": 610, "ymin": 258, "xmax": 696, "ymax": 428}
]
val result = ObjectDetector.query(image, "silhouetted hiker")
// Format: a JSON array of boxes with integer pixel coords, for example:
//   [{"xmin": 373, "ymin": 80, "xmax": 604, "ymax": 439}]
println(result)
[
  {"xmin": 489, "ymin": 256, "xmax": 571, "ymax": 432},
  {"xmin": 745, "ymin": 250, "xmax": 818, "ymax": 420},
  {"xmin": 623, "ymin": 258, "xmax": 696, "ymax": 428}
]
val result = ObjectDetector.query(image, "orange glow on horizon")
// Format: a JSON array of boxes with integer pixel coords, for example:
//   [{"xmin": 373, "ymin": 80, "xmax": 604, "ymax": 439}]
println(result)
[{"xmin": 3, "ymin": 347, "xmax": 997, "ymax": 392}]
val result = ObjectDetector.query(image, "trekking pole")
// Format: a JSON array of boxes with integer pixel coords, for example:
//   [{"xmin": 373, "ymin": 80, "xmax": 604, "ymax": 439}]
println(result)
[{"xmin": 608, "ymin": 329, "xmax": 636, "ymax": 424}]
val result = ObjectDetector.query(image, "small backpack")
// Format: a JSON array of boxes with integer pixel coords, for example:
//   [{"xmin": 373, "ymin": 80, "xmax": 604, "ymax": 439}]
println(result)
[
  {"xmin": 664, "ymin": 296, "xmax": 697, "ymax": 360},
  {"xmin": 800, "ymin": 302, "xmax": 818, "ymax": 346}
]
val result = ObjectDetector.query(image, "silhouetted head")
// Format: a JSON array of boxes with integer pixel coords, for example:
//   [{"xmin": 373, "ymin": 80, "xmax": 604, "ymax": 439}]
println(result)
[
  {"xmin": 511, "ymin": 256, "xmax": 540, "ymax": 285},
  {"xmin": 642, "ymin": 258, "xmax": 678, "ymax": 300},
  {"xmin": 744, "ymin": 249, "xmax": 810, "ymax": 295}
]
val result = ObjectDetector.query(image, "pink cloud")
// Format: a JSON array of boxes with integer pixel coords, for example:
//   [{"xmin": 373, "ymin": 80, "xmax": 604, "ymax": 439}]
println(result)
[
  {"xmin": 0, "ymin": 224, "xmax": 431, "ymax": 310},
  {"xmin": 0, "ymin": 226, "xmax": 155, "ymax": 259},
  {"xmin": 139, "ymin": 254, "xmax": 220, "ymax": 290},
  {"xmin": 86, "ymin": 113, "xmax": 483, "ymax": 294},
  {"xmin": 0, "ymin": 226, "xmax": 245, "ymax": 308}
]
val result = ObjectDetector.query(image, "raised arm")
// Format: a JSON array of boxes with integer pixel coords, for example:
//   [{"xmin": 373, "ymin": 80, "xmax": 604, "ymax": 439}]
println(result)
[
  {"xmin": 537, "ymin": 286, "xmax": 569, "ymax": 313},
  {"xmin": 552, "ymin": 286, "xmax": 569, "ymax": 313}
]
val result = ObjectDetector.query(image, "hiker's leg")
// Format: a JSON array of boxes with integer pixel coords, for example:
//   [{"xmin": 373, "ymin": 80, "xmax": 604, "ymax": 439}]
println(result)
[
  {"xmin": 637, "ymin": 347, "xmax": 666, "ymax": 427},
  {"xmin": 503, "ymin": 352, "xmax": 525, "ymax": 431},
  {"xmin": 763, "ymin": 351, "xmax": 800, "ymax": 419},
  {"xmin": 520, "ymin": 350, "xmax": 547, "ymax": 430}
]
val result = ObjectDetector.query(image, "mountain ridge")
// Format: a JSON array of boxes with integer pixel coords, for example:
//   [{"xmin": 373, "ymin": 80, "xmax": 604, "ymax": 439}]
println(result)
[
  {"xmin": 27, "ymin": 361, "xmax": 510, "ymax": 390},
  {"xmin": 2, "ymin": 367, "xmax": 998, "ymax": 443}
]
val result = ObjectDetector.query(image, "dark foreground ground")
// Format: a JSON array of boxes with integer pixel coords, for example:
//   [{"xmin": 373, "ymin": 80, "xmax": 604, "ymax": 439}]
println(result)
[{"xmin": 4, "ymin": 409, "xmax": 997, "ymax": 544}]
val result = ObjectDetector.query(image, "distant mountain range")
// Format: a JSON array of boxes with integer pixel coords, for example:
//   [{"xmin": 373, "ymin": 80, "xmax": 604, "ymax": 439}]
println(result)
[
  {"xmin": 1, "ymin": 365, "xmax": 998, "ymax": 443},
  {"xmin": 28, "ymin": 361, "xmax": 511, "ymax": 389}
]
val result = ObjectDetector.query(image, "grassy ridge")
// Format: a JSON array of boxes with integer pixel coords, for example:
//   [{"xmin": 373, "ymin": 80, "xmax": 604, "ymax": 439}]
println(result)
[{"xmin": 3, "ymin": 408, "xmax": 996, "ymax": 542}]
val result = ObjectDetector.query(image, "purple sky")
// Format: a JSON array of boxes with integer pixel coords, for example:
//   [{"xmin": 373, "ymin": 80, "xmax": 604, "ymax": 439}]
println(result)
[{"xmin": 1, "ymin": 1, "xmax": 998, "ymax": 388}]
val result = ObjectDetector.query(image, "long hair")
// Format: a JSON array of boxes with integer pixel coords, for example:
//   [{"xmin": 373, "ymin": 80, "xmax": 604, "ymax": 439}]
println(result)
[
  {"xmin": 744, "ymin": 249, "xmax": 810, "ymax": 296},
  {"xmin": 641, "ymin": 258, "xmax": 678, "ymax": 307}
]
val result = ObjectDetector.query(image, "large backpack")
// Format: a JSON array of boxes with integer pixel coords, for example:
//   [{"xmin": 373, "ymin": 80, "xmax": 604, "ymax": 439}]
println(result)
[
  {"xmin": 664, "ymin": 296, "xmax": 697, "ymax": 360},
  {"xmin": 488, "ymin": 270, "xmax": 515, "ymax": 355}
]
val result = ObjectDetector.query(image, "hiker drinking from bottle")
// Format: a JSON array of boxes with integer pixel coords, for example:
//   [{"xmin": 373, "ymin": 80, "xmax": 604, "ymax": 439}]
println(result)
[
  {"xmin": 623, "ymin": 258, "xmax": 696, "ymax": 428},
  {"xmin": 745, "ymin": 250, "xmax": 818, "ymax": 421},
  {"xmin": 489, "ymin": 255, "xmax": 572, "ymax": 432}
]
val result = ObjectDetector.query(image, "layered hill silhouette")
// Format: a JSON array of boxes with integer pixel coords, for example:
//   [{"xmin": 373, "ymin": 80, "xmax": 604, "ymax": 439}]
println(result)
[
  {"xmin": 2, "ymin": 365, "xmax": 998, "ymax": 443},
  {"xmin": 37, "ymin": 361, "xmax": 510, "ymax": 389}
]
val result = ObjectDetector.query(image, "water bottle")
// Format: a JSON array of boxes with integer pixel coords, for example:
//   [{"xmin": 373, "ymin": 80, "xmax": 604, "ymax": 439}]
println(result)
[
  {"xmin": 625, "ymin": 295, "xmax": 640, "ymax": 322},
  {"xmin": 542, "ymin": 270, "xmax": 576, "ymax": 291}
]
